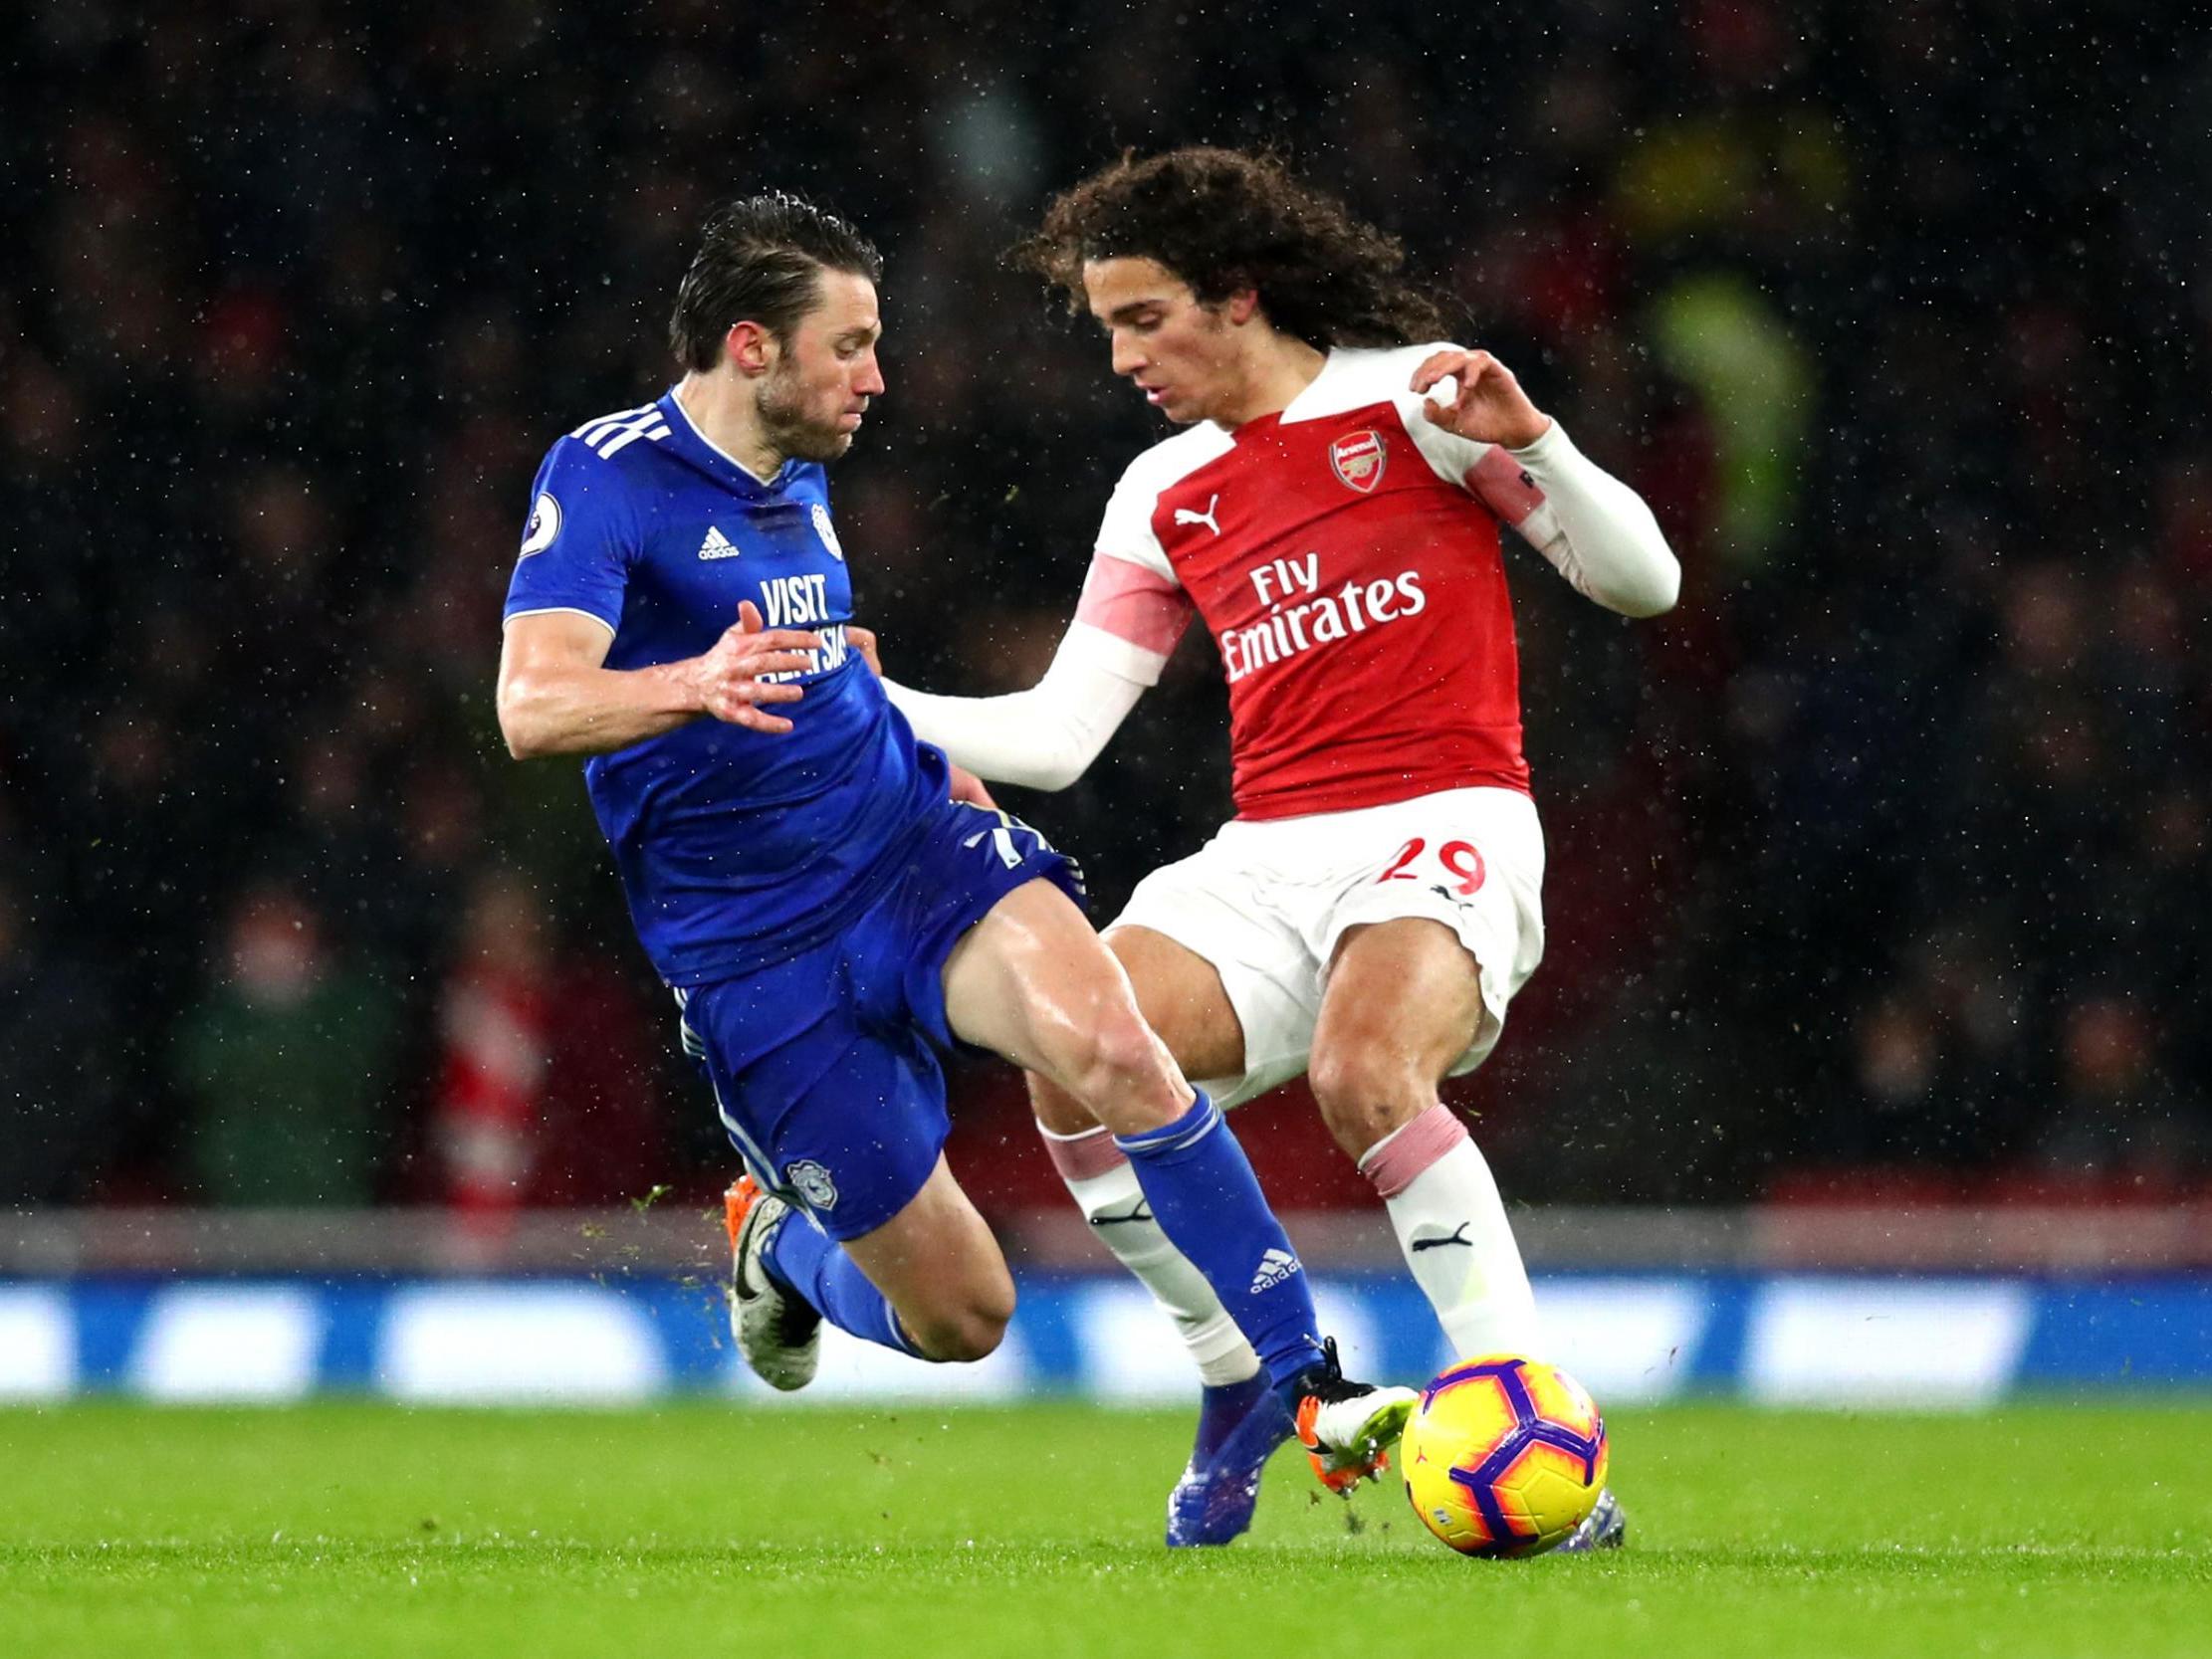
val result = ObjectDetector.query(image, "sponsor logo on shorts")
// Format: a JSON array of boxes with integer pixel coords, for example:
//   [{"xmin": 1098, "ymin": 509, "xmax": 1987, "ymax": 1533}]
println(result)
[{"xmin": 785, "ymin": 1159, "xmax": 839, "ymax": 1211}]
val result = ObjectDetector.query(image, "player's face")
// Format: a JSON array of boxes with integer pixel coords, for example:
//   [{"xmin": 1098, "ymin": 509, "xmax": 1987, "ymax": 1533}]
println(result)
[
  {"xmin": 758, "ymin": 269, "xmax": 885, "ymax": 464},
  {"xmin": 1083, "ymin": 257, "xmax": 1239, "ymax": 426}
]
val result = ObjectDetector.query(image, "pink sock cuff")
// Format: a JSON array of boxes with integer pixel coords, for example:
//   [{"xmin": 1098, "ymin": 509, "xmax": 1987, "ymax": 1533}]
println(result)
[
  {"xmin": 1037, "ymin": 1121, "xmax": 1129, "ymax": 1182},
  {"xmin": 1358, "ymin": 1103, "xmax": 1470, "ymax": 1199}
]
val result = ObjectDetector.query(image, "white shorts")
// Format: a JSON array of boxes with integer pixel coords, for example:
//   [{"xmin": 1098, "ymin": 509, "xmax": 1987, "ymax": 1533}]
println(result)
[{"xmin": 1111, "ymin": 786, "xmax": 1546, "ymax": 1110}]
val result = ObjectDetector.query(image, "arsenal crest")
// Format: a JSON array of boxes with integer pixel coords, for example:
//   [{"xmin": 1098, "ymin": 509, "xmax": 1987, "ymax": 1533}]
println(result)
[{"xmin": 1329, "ymin": 429, "xmax": 1388, "ymax": 494}]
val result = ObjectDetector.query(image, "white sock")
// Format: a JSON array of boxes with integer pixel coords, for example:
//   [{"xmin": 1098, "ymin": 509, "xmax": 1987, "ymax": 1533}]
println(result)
[
  {"xmin": 1361, "ymin": 1103, "xmax": 1541, "ymax": 1359},
  {"xmin": 1038, "ymin": 1120, "xmax": 1260, "ymax": 1387}
]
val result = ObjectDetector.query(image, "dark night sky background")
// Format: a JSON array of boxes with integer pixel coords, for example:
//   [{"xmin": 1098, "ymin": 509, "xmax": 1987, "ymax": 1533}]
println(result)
[{"xmin": 4, "ymin": 1, "xmax": 2208, "ymax": 1212}]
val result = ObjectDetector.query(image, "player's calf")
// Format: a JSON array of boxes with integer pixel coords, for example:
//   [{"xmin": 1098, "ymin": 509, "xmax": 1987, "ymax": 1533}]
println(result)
[
  {"xmin": 828, "ymin": 1158, "xmax": 1018, "ymax": 1362},
  {"xmin": 1361, "ymin": 1102, "xmax": 1543, "ymax": 1360}
]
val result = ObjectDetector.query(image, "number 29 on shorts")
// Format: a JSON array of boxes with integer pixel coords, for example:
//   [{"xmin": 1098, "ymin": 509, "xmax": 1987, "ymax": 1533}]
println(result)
[{"xmin": 1376, "ymin": 836, "xmax": 1486, "ymax": 896}]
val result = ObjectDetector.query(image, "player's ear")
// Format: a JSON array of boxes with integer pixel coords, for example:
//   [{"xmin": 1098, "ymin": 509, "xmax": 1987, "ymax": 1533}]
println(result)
[
  {"xmin": 724, "ymin": 319, "xmax": 776, "ymax": 377},
  {"xmin": 1223, "ymin": 287, "xmax": 1262, "ymax": 326}
]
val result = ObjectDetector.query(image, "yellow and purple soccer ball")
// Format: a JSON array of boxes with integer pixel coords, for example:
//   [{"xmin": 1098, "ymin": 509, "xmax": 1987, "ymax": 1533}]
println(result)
[{"xmin": 1401, "ymin": 1353, "xmax": 1609, "ymax": 1556}]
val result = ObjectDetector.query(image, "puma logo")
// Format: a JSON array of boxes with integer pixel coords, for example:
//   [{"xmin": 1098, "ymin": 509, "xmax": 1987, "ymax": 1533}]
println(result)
[
  {"xmin": 1411, "ymin": 1223, "xmax": 1474, "ymax": 1253},
  {"xmin": 1089, "ymin": 1203, "xmax": 1155, "ymax": 1228},
  {"xmin": 1173, "ymin": 494, "xmax": 1220, "ymax": 535}
]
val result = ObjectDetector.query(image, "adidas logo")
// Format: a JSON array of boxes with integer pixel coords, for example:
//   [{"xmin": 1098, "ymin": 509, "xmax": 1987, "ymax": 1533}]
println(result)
[
  {"xmin": 1248, "ymin": 1247, "xmax": 1302, "ymax": 1295},
  {"xmin": 697, "ymin": 525, "xmax": 740, "ymax": 560}
]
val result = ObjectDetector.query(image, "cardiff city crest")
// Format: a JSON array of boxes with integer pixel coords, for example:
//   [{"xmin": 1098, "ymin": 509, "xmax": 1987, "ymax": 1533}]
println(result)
[
  {"xmin": 785, "ymin": 1158, "xmax": 839, "ymax": 1210},
  {"xmin": 1329, "ymin": 429, "xmax": 1388, "ymax": 495}
]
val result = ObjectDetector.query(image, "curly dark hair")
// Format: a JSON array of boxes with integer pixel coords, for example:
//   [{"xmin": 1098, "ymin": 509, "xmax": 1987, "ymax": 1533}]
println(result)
[
  {"xmin": 1012, "ymin": 146, "xmax": 1446, "ymax": 350},
  {"xmin": 669, "ymin": 193, "xmax": 883, "ymax": 371}
]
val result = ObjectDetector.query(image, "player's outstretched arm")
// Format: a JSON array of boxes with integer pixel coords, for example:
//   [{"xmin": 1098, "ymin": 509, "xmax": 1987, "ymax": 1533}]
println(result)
[
  {"xmin": 867, "ymin": 544, "xmax": 1188, "ymax": 790},
  {"xmin": 1413, "ymin": 348, "xmax": 1679, "ymax": 620},
  {"xmin": 498, "ymin": 602, "xmax": 821, "ymax": 758},
  {"xmin": 876, "ymin": 622, "xmax": 1150, "ymax": 792}
]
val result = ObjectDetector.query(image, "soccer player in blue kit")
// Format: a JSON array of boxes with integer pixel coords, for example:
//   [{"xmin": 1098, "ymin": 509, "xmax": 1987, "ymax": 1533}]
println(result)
[{"xmin": 495, "ymin": 194, "xmax": 1415, "ymax": 1516}]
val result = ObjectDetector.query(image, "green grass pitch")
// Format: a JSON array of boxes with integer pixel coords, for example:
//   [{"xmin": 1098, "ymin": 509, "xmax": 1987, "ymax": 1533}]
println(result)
[{"xmin": 3, "ymin": 1400, "xmax": 2207, "ymax": 1658}]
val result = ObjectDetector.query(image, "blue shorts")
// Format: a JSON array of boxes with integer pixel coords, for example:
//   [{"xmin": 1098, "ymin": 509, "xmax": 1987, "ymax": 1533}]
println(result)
[{"xmin": 677, "ymin": 799, "xmax": 1083, "ymax": 1242}]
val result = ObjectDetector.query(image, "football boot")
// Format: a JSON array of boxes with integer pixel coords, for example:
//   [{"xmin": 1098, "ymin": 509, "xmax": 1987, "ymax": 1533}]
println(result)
[
  {"xmin": 1165, "ymin": 1372, "xmax": 1293, "ymax": 1547},
  {"xmin": 1290, "ymin": 1338, "xmax": 1420, "ymax": 1495},
  {"xmin": 1554, "ymin": 1487, "xmax": 1628, "ymax": 1553},
  {"xmin": 723, "ymin": 1176, "xmax": 821, "ymax": 1391}
]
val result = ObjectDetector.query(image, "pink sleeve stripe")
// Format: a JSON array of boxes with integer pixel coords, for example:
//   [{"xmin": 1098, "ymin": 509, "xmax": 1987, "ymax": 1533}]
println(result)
[
  {"xmin": 1076, "ymin": 553, "xmax": 1193, "ymax": 658},
  {"xmin": 1038, "ymin": 1122, "xmax": 1129, "ymax": 1181},
  {"xmin": 1465, "ymin": 446, "xmax": 1547, "ymax": 525},
  {"xmin": 1358, "ymin": 1101, "xmax": 1471, "ymax": 1198}
]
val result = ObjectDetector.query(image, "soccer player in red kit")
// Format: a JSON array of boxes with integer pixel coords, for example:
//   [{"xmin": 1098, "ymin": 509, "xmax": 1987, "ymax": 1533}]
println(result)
[{"xmin": 878, "ymin": 149, "xmax": 1678, "ymax": 1548}]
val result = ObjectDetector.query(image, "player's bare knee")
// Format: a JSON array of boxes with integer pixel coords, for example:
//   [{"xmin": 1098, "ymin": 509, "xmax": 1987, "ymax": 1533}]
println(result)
[
  {"xmin": 1309, "ymin": 1045, "xmax": 1427, "ymax": 1160},
  {"xmin": 1027, "ymin": 1070, "xmax": 1100, "ymax": 1138},
  {"xmin": 909, "ymin": 1293, "xmax": 1012, "ymax": 1363},
  {"xmin": 924, "ymin": 1318, "xmax": 1004, "ymax": 1364},
  {"xmin": 1058, "ymin": 1010, "xmax": 1182, "ymax": 1133}
]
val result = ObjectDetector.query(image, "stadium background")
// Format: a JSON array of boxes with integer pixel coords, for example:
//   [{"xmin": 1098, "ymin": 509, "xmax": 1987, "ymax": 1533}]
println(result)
[{"xmin": 4, "ymin": 3, "xmax": 2209, "ymax": 1404}]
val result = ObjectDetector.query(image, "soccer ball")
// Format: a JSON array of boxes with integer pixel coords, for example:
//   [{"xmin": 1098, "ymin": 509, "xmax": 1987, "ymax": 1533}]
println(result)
[{"xmin": 1400, "ymin": 1353, "xmax": 1608, "ymax": 1556}]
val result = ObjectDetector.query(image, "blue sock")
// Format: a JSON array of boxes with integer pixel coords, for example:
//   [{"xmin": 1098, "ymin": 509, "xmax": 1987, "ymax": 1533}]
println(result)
[
  {"xmin": 1115, "ymin": 1091, "xmax": 1324, "ymax": 1393},
  {"xmin": 764, "ymin": 1211, "xmax": 924, "ymax": 1358}
]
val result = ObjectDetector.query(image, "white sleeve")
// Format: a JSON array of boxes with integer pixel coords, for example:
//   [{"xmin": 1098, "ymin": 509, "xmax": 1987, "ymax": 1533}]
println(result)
[
  {"xmin": 1473, "ymin": 422, "xmax": 1680, "ymax": 618},
  {"xmin": 884, "ymin": 624, "xmax": 1150, "ymax": 792}
]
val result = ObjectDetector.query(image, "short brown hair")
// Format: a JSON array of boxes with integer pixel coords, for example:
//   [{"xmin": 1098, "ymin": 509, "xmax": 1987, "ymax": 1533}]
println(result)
[
  {"xmin": 1013, "ymin": 147, "xmax": 1446, "ymax": 349},
  {"xmin": 669, "ymin": 193, "xmax": 883, "ymax": 371}
]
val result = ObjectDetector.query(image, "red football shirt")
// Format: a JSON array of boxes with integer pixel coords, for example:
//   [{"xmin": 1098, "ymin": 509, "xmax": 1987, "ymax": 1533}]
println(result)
[{"xmin": 1077, "ymin": 346, "xmax": 1548, "ymax": 820}]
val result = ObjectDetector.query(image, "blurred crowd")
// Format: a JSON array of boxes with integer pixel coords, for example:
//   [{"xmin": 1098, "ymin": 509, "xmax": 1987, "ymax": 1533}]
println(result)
[{"xmin": 6, "ymin": 0, "xmax": 2208, "ymax": 1214}]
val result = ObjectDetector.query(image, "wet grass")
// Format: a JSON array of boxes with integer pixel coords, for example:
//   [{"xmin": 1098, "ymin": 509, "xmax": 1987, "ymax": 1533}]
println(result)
[{"xmin": 1, "ymin": 1399, "xmax": 2206, "ymax": 1657}]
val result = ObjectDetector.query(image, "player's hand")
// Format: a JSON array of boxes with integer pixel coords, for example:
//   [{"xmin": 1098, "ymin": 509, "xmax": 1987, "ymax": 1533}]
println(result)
[
  {"xmin": 846, "ymin": 624, "xmax": 884, "ymax": 677},
  {"xmin": 949, "ymin": 763, "xmax": 997, "ymax": 809},
  {"xmin": 1412, "ymin": 349, "xmax": 1551, "ymax": 451},
  {"xmin": 693, "ymin": 600, "xmax": 822, "ymax": 733}
]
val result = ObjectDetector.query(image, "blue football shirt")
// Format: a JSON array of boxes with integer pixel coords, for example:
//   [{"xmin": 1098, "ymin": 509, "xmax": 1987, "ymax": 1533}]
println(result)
[{"xmin": 503, "ymin": 390, "xmax": 947, "ymax": 985}]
